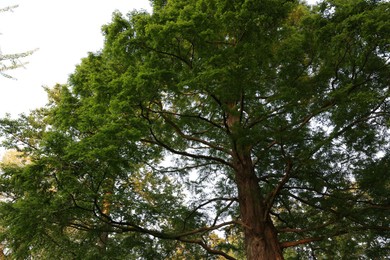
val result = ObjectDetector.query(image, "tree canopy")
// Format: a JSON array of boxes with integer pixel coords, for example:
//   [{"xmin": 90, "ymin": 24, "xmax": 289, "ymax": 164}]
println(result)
[{"xmin": 0, "ymin": 0, "xmax": 389, "ymax": 259}]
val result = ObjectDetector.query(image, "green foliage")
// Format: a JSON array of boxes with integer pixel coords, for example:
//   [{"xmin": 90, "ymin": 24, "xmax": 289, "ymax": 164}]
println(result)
[{"xmin": 1, "ymin": 0, "xmax": 389, "ymax": 258}]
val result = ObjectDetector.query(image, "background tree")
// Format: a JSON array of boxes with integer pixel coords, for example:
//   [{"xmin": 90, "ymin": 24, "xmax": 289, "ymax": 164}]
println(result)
[{"xmin": 1, "ymin": 0, "xmax": 389, "ymax": 259}]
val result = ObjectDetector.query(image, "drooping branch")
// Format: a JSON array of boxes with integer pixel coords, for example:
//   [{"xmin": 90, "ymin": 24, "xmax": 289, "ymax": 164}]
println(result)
[
  {"xmin": 140, "ymin": 42, "xmax": 193, "ymax": 69},
  {"xmin": 112, "ymin": 219, "xmax": 238, "ymax": 259},
  {"xmin": 287, "ymin": 191, "xmax": 338, "ymax": 215},
  {"xmin": 139, "ymin": 102, "xmax": 234, "ymax": 168},
  {"xmin": 88, "ymin": 193, "xmax": 238, "ymax": 259},
  {"xmin": 146, "ymin": 161, "xmax": 220, "ymax": 174},
  {"xmin": 142, "ymin": 129, "xmax": 235, "ymax": 169},
  {"xmin": 159, "ymin": 112, "xmax": 232, "ymax": 156},
  {"xmin": 195, "ymin": 240, "xmax": 237, "ymax": 260},
  {"xmin": 183, "ymin": 197, "xmax": 238, "ymax": 230}
]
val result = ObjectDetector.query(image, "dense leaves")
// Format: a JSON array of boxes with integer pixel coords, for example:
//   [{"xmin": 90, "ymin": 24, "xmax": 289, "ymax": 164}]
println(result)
[{"xmin": 1, "ymin": 0, "xmax": 389, "ymax": 259}]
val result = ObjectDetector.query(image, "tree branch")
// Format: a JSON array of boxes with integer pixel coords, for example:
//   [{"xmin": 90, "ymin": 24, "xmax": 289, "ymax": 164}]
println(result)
[
  {"xmin": 143, "ymin": 129, "xmax": 235, "ymax": 169},
  {"xmin": 264, "ymin": 157, "xmax": 293, "ymax": 219},
  {"xmin": 159, "ymin": 112, "xmax": 232, "ymax": 156},
  {"xmin": 280, "ymin": 237, "xmax": 323, "ymax": 249}
]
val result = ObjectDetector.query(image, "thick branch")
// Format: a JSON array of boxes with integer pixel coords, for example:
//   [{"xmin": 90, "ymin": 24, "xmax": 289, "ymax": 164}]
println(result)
[
  {"xmin": 280, "ymin": 230, "xmax": 348, "ymax": 249},
  {"xmin": 280, "ymin": 237, "xmax": 322, "ymax": 249},
  {"xmin": 264, "ymin": 159, "xmax": 293, "ymax": 219}
]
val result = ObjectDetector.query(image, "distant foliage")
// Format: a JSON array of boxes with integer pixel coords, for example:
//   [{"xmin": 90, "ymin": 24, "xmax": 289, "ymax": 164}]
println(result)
[{"xmin": 0, "ymin": 5, "xmax": 35, "ymax": 79}]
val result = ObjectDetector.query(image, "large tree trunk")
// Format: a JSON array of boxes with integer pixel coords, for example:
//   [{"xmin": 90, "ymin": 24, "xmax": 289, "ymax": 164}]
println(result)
[
  {"xmin": 227, "ymin": 102, "xmax": 283, "ymax": 259},
  {"xmin": 234, "ymin": 148, "xmax": 284, "ymax": 260}
]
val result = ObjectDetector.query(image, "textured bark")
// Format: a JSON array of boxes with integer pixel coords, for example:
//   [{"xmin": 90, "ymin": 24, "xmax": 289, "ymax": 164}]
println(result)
[
  {"xmin": 97, "ymin": 183, "xmax": 113, "ymax": 253},
  {"xmin": 0, "ymin": 244, "xmax": 5, "ymax": 260},
  {"xmin": 234, "ymin": 151, "xmax": 284, "ymax": 260},
  {"xmin": 226, "ymin": 103, "xmax": 284, "ymax": 259}
]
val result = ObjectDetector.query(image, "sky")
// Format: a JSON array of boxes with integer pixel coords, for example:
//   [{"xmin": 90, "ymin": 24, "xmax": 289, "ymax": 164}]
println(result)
[
  {"xmin": 0, "ymin": 0, "xmax": 152, "ymax": 117},
  {"xmin": 0, "ymin": 0, "xmax": 317, "ymax": 118}
]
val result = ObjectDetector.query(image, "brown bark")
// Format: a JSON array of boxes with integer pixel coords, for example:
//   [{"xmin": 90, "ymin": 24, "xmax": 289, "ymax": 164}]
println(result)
[
  {"xmin": 97, "ymin": 182, "xmax": 113, "ymax": 253},
  {"xmin": 0, "ymin": 244, "xmax": 5, "ymax": 260},
  {"xmin": 227, "ymin": 102, "xmax": 283, "ymax": 259},
  {"xmin": 234, "ymin": 150, "xmax": 284, "ymax": 260}
]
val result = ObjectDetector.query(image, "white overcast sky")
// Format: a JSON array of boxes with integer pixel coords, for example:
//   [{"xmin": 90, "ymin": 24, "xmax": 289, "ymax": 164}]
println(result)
[
  {"xmin": 0, "ymin": 0, "xmax": 317, "ymax": 118},
  {"xmin": 0, "ymin": 0, "xmax": 151, "ymax": 117}
]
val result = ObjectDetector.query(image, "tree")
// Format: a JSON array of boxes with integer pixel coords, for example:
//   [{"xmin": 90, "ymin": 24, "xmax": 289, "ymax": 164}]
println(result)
[
  {"xmin": 0, "ymin": 5, "xmax": 35, "ymax": 79},
  {"xmin": 0, "ymin": 4, "xmax": 35, "ymax": 257},
  {"xmin": 0, "ymin": 0, "xmax": 389, "ymax": 259}
]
